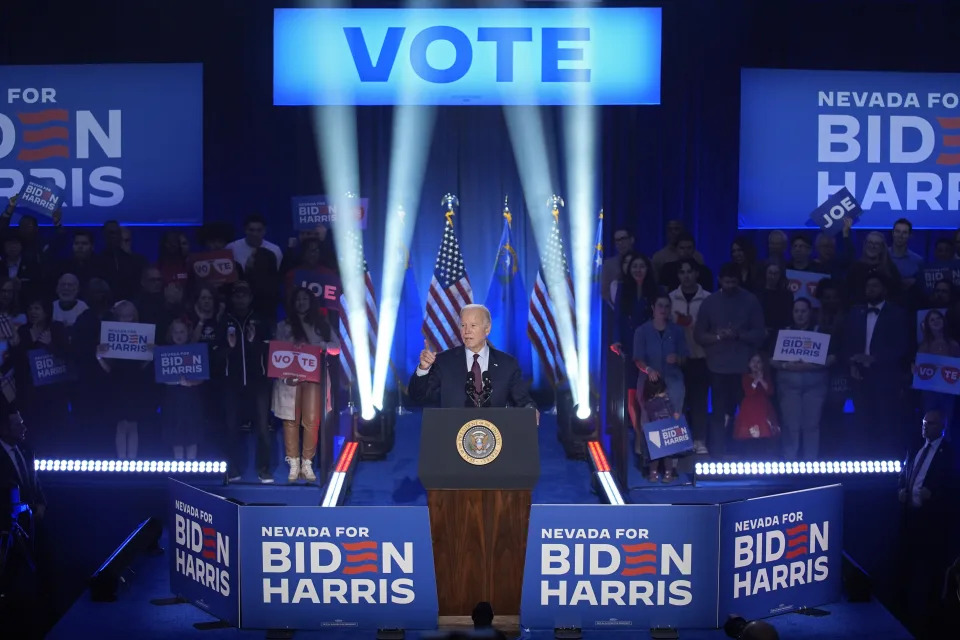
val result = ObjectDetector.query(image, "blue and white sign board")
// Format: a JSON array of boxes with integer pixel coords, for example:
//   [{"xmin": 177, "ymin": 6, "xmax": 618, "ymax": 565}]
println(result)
[
  {"xmin": 16, "ymin": 177, "xmax": 62, "ymax": 218},
  {"xmin": 238, "ymin": 506, "xmax": 438, "ymax": 630},
  {"xmin": 740, "ymin": 68, "xmax": 960, "ymax": 228},
  {"xmin": 718, "ymin": 485, "xmax": 843, "ymax": 620},
  {"xmin": 274, "ymin": 8, "xmax": 661, "ymax": 105},
  {"xmin": 520, "ymin": 504, "xmax": 719, "ymax": 630},
  {"xmin": 808, "ymin": 187, "xmax": 862, "ymax": 235},
  {"xmin": 168, "ymin": 479, "xmax": 241, "ymax": 626},
  {"xmin": 28, "ymin": 348, "xmax": 76, "ymax": 386},
  {"xmin": 642, "ymin": 416, "xmax": 694, "ymax": 460},
  {"xmin": 154, "ymin": 343, "xmax": 209, "ymax": 383}
]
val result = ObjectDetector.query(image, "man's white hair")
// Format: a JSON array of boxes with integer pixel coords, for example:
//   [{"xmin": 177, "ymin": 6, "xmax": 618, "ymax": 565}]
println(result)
[{"xmin": 460, "ymin": 304, "xmax": 492, "ymax": 327}]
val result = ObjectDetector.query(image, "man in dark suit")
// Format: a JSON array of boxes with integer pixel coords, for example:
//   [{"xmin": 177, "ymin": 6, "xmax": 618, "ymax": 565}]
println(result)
[
  {"xmin": 408, "ymin": 304, "xmax": 537, "ymax": 417},
  {"xmin": 842, "ymin": 273, "xmax": 911, "ymax": 456},
  {"xmin": 0, "ymin": 406, "xmax": 44, "ymax": 518}
]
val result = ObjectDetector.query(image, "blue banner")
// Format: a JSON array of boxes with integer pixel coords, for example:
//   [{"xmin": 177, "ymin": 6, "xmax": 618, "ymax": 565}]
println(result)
[
  {"xmin": 28, "ymin": 348, "xmax": 76, "ymax": 386},
  {"xmin": 0, "ymin": 64, "xmax": 202, "ymax": 225},
  {"xmin": 154, "ymin": 343, "xmax": 209, "ymax": 383},
  {"xmin": 740, "ymin": 68, "xmax": 960, "ymax": 229},
  {"xmin": 293, "ymin": 270, "xmax": 343, "ymax": 310},
  {"xmin": 17, "ymin": 177, "xmax": 62, "ymax": 218},
  {"xmin": 718, "ymin": 485, "xmax": 843, "ymax": 620},
  {"xmin": 274, "ymin": 8, "xmax": 661, "ymax": 106},
  {"xmin": 168, "ymin": 479, "xmax": 240, "ymax": 626},
  {"xmin": 642, "ymin": 416, "xmax": 694, "ymax": 460},
  {"xmin": 291, "ymin": 195, "xmax": 368, "ymax": 231},
  {"xmin": 921, "ymin": 262, "xmax": 960, "ymax": 292},
  {"xmin": 913, "ymin": 353, "xmax": 960, "ymax": 396},
  {"xmin": 238, "ymin": 506, "xmax": 438, "ymax": 630},
  {"xmin": 520, "ymin": 504, "xmax": 719, "ymax": 630},
  {"xmin": 808, "ymin": 187, "xmax": 862, "ymax": 235}
]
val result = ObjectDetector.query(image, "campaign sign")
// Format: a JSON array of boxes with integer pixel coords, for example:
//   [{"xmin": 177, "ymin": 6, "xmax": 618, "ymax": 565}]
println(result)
[
  {"xmin": 267, "ymin": 341, "xmax": 324, "ymax": 382},
  {"xmin": 28, "ymin": 348, "xmax": 76, "ymax": 386},
  {"xmin": 168, "ymin": 479, "xmax": 240, "ymax": 626},
  {"xmin": 294, "ymin": 270, "xmax": 342, "ymax": 309},
  {"xmin": 740, "ymin": 68, "xmax": 960, "ymax": 229},
  {"xmin": 0, "ymin": 64, "xmax": 202, "ymax": 225},
  {"xmin": 520, "ymin": 504, "xmax": 719, "ymax": 630},
  {"xmin": 16, "ymin": 177, "xmax": 63, "ymax": 218},
  {"xmin": 718, "ymin": 485, "xmax": 843, "ymax": 620},
  {"xmin": 188, "ymin": 250, "xmax": 237, "ymax": 285},
  {"xmin": 155, "ymin": 343, "xmax": 209, "ymax": 383},
  {"xmin": 913, "ymin": 353, "xmax": 960, "ymax": 396},
  {"xmin": 99, "ymin": 321, "xmax": 156, "ymax": 361},
  {"xmin": 917, "ymin": 308, "xmax": 948, "ymax": 343},
  {"xmin": 291, "ymin": 195, "xmax": 368, "ymax": 231},
  {"xmin": 642, "ymin": 416, "xmax": 693, "ymax": 461},
  {"xmin": 808, "ymin": 187, "xmax": 862, "ymax": 235},
  {"xmin": 785, "ymin": 270, "xmax": 828, "ymax": 309},
  {"xmin": 772, "ymin": 330, "xmax": 831, "ymax": 366},
  {"xmin": 274, "ymin": 8, "xmax": 661, "ymax": 106},
  {"xmin": 238, "ymin": 506, "xmax": 438, "ymax": 630},
  {"xmin": 921, "ymin": 263, "xmax": 960, "ymax": 292}
]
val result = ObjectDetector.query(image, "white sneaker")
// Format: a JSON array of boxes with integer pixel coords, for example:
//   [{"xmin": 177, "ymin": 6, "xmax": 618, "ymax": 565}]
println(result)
[
  {"xmin": 286, "ymin": 457, "xmax": 300, "ymax": 482},
  {"xmin": 301, "ymin": 458, "xmax": 316, "ymax": 482},
  {"xmin": 693, "ymin": 441, "xmax": 710, "ymax": 455}
]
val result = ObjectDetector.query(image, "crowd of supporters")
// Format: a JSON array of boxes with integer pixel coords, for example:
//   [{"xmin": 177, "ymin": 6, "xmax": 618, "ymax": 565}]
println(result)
[{"xmin": 604, "ymin": 216, "xmax": 960, "ymax": 478}]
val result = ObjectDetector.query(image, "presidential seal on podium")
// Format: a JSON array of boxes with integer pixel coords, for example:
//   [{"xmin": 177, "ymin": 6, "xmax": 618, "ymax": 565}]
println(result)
[{"xmin": 456, "ymin": 419, "xmax": 503, "ymax": 465}]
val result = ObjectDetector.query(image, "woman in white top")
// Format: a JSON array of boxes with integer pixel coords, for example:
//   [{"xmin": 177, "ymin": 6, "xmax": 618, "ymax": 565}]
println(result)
[{"xmin": 272, "ymin": 287, "xmax": 339, "ymax": 483}]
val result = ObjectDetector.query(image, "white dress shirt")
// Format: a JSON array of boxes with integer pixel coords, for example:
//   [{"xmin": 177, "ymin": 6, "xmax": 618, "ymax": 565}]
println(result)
[
  {"xmin": 226, "ymin": 238, "xmax": 284, "ymax": 269},
  {"xmin": 911, "ymin": 437, "xmax": 942, "ymax": 507},
  {"xmin": 416, "ymin": 343, "xmax": 490, "ymax": 377},
  {"xmin": 864, "ymin": 300, "xmax": 885, "ymax": 356}
]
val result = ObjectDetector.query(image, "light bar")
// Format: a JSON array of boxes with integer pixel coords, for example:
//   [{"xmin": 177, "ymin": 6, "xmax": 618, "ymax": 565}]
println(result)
[
  {"xmin": 694, "ymin": 460, "xmax": 902, "ymax": 477},
  {"xmin": 322, "ymin": 441, "xmax": 359, "ymax": 508},
  {"xmin": 35, "ymin": 459, "xmax": 227, "ymax": 474},
  {"xmin": 587, "ymin": 441, "xmax": 625, "ymax": 505}
]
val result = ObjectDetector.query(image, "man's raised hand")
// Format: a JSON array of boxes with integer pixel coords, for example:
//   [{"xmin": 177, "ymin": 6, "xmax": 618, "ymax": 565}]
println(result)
[{"xmin": 419, "ymin": 338, "xmax": 437, "ymax": 371}]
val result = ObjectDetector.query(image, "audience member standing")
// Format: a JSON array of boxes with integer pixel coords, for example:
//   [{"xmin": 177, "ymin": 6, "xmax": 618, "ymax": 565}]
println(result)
[
  {"xmin": 756, "ymin": 263, "xmax": 794, "ymax": 352},
  {"xmin": 0, "ymin": 234, "xmax": 42, "ymax": 307},
  {"xmin": 57, "ymin": 231, "xmax": 102, "ymax": 290},
  {"xmin": 658, "ymin": 233, "xmax": 714, "ymax": 292},
  {"xmin": 633, "ymin": 292, "xmax": 688, "ymax": 425},
  {"xmin": 613, "ymin": 253, "xmax": 658, "ymax": 430},
  {"xmin": 160, "ymin": 319, "xmax": 205, "ymax": 460},
  {"xmin": 52, "ymin": 274, "xmax": 89, "ymax": 328},
  {"xmin": 99, "ymin": 221, "xmax": 146, "ymax": 301},
  {"xmin": 156, "ymin": 230, "xmax": 190, "ymax": 286},
  {"xmin": 816, "ymin": 279, "xmax": 849, "ymax": 457},
  {"xmin": 916, "ymin": 308, "xmax": 960, "ymax": 436},
  {"xmin": 652, "ymin": 220, "xmax": 704, "ymax": 278},
  {"xmin": 227, "ymin": 214, "xmax": 284, "ymax": 269},
  {"xmin": 846, "ymin": 231, "xmax": 902, "ymax": 305},
  {"xmin": 602, "ymin": 228, "xmax": 635, "ymax": 306},
  {"xmin": 890, "ymin": 218, "xmax": 924, "ymax": 290},
  {"xmin": 669, "ymin": 259, "xmax": 711, "ymax": 454},
  {"xmin": 730, "ymin": 236, "xmax": 760, "ymax": 291},
  {"xmin": 765, "ymin": 230, "xmax": 788, "ymax": 267},
  {"xmin": 733, "ymin": 353, "xmax": 779, "ymax": 458},
  {"xmin": 695, "ymin": 263, "xmax": 766, "ymax": 458}
]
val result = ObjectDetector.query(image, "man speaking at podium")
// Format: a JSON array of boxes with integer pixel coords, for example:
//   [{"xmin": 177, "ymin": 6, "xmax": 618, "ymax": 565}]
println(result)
[{"xmin": 409, "ymin": 304, "xmax": 537, "ymax": 416}]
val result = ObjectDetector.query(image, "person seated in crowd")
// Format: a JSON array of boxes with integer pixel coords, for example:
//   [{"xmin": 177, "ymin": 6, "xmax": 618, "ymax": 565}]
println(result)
[
  {"xmin": 228, "ymin": 213, "xmax": 283, "ymax": 268},
  {"xmin": 658, "ymin": 232, "xmax": 713, "ymax": 292},
  {"xmin": 668, "ymin": 258, "xmax": 711, "ymax": 454},
  {"xmin": 52, "ymin": 273, "xmax": 88, "ymax": 328}
]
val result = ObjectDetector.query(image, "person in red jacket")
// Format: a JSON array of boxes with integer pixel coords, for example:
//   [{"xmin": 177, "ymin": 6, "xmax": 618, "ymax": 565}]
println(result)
[{"xmin": 733, "ymin": 353, "xmax": 780, "ymax": 458}]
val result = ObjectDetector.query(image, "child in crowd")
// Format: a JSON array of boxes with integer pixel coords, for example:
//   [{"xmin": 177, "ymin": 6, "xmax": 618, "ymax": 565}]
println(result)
[
  {"xmin": 733, "ymin": 353, "xmax": 780, "ymax": 457},
  {"xmin": 160, "ymin": 318, "xmax": 205, "ymax": 460},
  {"xmin": 640, "ymin": 376, "xmax": 682, "ymax": 483}
]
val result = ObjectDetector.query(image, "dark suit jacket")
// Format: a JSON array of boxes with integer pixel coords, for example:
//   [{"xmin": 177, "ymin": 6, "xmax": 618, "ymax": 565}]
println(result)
[
  {"xmin": 0, "ymin": 442, "xmax": 45, "ymax": 509},
  {"xmin": 898, "ymin": 439, "xmax": 955, "ymax": 514},
  {"xmin": 841, "ymin": 301, "xmax": 911, "ymax": 371},
  {"xmin": 408, "ymin": 345, "xmax": 535, "ymax": 409}
]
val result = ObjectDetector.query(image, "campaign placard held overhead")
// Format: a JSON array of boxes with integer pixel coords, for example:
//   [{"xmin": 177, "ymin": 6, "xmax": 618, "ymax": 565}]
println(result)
[
  {"xmin": 642, "ymin": 416, "xmax": 694, "ymax": 460},
  {"xmin": 238, "ymin": 505, "xmax": 438, "ymax": 630},
  {"xmin": 99, "ymin": 321, "xmax": 156, "ymax": 361},
  {"xmin": 520, "ymin": 504, "xmax": 719, "ymax": 630},
  {"xmin": 169, "ymin": 479, "xmax": 240, "ymax": 626},
  {"xmin": 291, "ymin": 195, "xmax": 368, "ymax": 230},
  {"xmin": 913, "ymin": 353, "xmax": 960, "ymax": 395},
  {"xmin": 188, "ymin": 250, "xmax": 237, "ymax": 286},
  {"xmin": 267, "ymin": 341, "xmax": 324, "ymax": 382},
  {"xmin": 154, "ymin": 343, "xmax": 210, "ymax": 383},
  {"xmin": 772, "ymin": 330, "xmax": 831, "ymax": 366},
  {"xmin": 293, "ymin": 270, "xmax": 342, "ymax": 309},
  {"xmin": 718, "ymin": 485, "xmax": 843, "ymax": 620},
  {"xmin": 808, "ymin": 188, "xmax": 862, "ymax": 235},
  {"xmin": 16, "ymin": 178, "xmax": 63, "ymax": 218},
  {"xmin": 28, "ymin": 349, "xmax": 76, "ymax": 386}
]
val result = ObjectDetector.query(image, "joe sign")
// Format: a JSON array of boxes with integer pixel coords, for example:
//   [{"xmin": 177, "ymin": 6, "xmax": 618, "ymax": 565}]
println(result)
[
  {"xmin": 294, "ymin": 270, "xmax": 342, "ymax": 309},
  {"xmin": 808, "ymin": 188, "xmax": 862, "ymax": 235},
  {"xmin": 718, "ymin": 485, "xmax": 843, "ymax": 620},
  {"xmin": 267, "ymin": 341, "xmax": 324, "ymax": 383},
  {"xmin": 168, "ymin": 479, "xmax": 240, "ymax": 626}
]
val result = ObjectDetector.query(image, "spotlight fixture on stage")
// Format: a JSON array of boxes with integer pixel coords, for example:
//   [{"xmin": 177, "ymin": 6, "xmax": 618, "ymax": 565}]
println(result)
[
  {"xmin": 723, "ymin": 615, "xmax": 779, "ymax": 640},
  {"xmin": 321, "ymin": 441, "xmax": 359, "ymax": 507},
  {"xmin": 35, "ymin": 459, "xmax": 227, "ymax": 474},
  {"xmin": 695, "ymin": 460, "xmax": 902, "ymax": 477},
  {"xmin": 89, "ymin": 517, "xmax": 163, "ymax": 602},
  {"xmin": 352, "ymin": 408, "xmax": 396, "ymax": 461},
  {"xmin": 556, "ymin": 387, "xmax": 599, "ymax": 460}
]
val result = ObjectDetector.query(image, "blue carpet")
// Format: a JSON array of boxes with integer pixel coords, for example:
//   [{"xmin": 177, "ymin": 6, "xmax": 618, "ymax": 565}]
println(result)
[{"xmin": 47, "ymin": 532, "xmax": 913, "ymax": 640}]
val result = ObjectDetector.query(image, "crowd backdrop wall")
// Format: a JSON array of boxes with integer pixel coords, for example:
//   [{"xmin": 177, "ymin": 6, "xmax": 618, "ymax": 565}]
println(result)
[{"xmin": 4, "ymin": 0, "xmax": 960, "ymax": 380}]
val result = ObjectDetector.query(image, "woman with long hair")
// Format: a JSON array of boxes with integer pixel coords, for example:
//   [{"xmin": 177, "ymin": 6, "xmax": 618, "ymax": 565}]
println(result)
[
  {"xmin": 613, "ymin": 253, "xmax": 659, "ymax": 429},
  {"xmin": 917, "ymin": 308, "xmax": 960, "ymax": 435},
  {"xmin": 157, "ymin": 230, "xmax": 190, "ymax": 285},
  {"xmin": 272, "ymin": 287, "xmax": 340, "ymax": 482},
  {"xmin": 730, "ymin": 236, "xmax": 760, "ymax": 291}
]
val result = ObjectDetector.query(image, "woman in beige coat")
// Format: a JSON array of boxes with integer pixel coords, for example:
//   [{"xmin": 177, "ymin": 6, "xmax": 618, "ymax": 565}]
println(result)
[{"xmin": 272, "ymin": 287, "xmax": 339, "ymax": 482}]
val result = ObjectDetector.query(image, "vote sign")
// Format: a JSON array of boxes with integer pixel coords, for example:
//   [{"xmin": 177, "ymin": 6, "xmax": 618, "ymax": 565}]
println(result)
[
  {"xmin": 267, "ymin": 341, "xmax": 324, "ymax": 382},
  {"xmin": 642, "ymin": 416, "xmax": 694, "ymax": 460},
  {"xmin": 291, "ymin": 194, "xmax": 368, "ymax": 231},
  {"xmin": 808, "ymin": 187, "xmax": 862, "ymax": 235},
  {"xmin": 785, "ymin": 270, "xmax": 828, "ymax": 309},
  {"xmin": 294, "ymin": 270, "xmax": 342, "ymax": 309},
  {"xmin": 16, "ymin": 177, "xmax": 63, "ymax": 218},
  {"xmin": 154, "ymin": 343, "xmax": 210, "ymax": 383},
  {"xmin": 913, "ymin": 353, "xmax": 960, "ymax": 396},
  {"xmin": 188, "ymin": 250, "xmax": 237, "ymax": 285},
  {"xmin": 28, "ymin": 348, "xmax": 76, "ymax": 386}
]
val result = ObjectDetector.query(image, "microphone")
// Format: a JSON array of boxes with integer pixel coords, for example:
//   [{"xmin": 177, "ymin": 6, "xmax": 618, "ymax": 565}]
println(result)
[
  {"xmin": 466, "ymin": 371, "xmax": 479, "ymax": 407},
  {"xmin": 480, "ymin": 371, "xmax": 493, "ymax": 407}
]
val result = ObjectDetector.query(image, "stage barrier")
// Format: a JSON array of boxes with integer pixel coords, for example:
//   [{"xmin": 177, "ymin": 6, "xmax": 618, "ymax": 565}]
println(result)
[{"xmin": 167, "ymin": 480, "xmax": 841, "ymax": 631}]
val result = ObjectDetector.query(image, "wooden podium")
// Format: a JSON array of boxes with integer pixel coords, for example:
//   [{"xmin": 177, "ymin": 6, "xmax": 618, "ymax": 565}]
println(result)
[{"xmin": 418, "ymin": 408, "xmax": 540, "ymax": 616}]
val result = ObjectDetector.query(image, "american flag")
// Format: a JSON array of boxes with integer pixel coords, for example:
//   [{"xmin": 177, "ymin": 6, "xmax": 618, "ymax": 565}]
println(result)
[
  {"xmin": 528, "ymin": 209, "xmax": 575, "ymax": 386},
  {"xmin": 335, "ymin": 230, "xmax": 378, "ymax": 384},
  {"xmin": 422, "ymin": 212, "xmax": 473, "ymax": 351}
]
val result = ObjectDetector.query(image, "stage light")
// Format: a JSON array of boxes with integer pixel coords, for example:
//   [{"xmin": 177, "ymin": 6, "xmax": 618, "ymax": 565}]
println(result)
[
  {"xmin": 322, "ymin": 440, "xmax": 360, "ymax": 507},
  {"xmin": 586, "ymin": 440, "xmax": 625, "ymax": 506},
  {"xmin": 353, "ymin": 409, "xmax": 396, "ymax": 461},
  {"xmin": 90, "ymin": 517, "xmax": 163, "ymax": 602},
  {"xmin": 695, "ymin": 460, "xmax": 902, "ymax": 477},
  {"xmin": 575, "ymin": 404, "xmax": 591, "ymax": 420},
  {"xmin": 35, "ymin": 459, "xmax": 227, "ymax": 473}
]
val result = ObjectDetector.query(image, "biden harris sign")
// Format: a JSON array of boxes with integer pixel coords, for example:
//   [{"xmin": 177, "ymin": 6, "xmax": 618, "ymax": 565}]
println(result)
[
  {"xmin": 273, "ymin": 8, "xmax": 661, "ymax": 106},
  {"xmin": 739, "ymin": 68, "xmax": 960, "ymax": 229},
  {"xmin": 0, "ymin": 64, "xmax": 202, "ymax": 225}
]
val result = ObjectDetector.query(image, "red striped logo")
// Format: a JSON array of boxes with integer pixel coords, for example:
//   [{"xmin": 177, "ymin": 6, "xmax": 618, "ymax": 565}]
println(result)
[
  {"xmin": 784, "ymin": 523, "xmax": 808, "ymax": 559},
  {"xmin": 937, "ymin": 116, "xmax": 960, "ymax": 165},
  {"xmin": 620, "ymin": 542, "xmax": 657, "ymax": 576},
  {"xmin": 15, "ymin": 109, "xmax": 70, "ymax": 162},
  {"xmin": 341, "ymin": 541, "xmax": 378, "ymax": 574},
  {"xmin": 201, "ymin": 527, "xmax": 217, "ymax": 560}
]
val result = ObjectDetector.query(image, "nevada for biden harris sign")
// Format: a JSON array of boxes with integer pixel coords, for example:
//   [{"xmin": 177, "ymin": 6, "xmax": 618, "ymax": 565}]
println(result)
[
  {"xmin": 273, "ymin": 8, "xmax": 661, "ymax": 106},
  {"xmin": 740, "ymin": 69, "xmax": 960, "ymax": 229},
  {"xmin": 0, "ymin": 64, "xmax": 202, "ymax": 225}
]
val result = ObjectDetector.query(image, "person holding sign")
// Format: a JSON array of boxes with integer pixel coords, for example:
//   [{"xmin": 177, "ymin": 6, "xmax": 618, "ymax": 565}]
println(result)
[
  {"xmin": 633, "ymin": 292, "xmax": 688, "ymax": 438},
  {"xmin": 271, "ymin": 287, "xmax": 339, "ymax": 483},
  {"xmin": 771, "ymin": 298, "xmax": 835, "ymax": 460},
  {"xmin": 160, "ymin": 319, "xmax": 205, "ymax": 461},
  {"xmin": 915, "ymin": 309, "xmax": 960, "ymax": 436}
]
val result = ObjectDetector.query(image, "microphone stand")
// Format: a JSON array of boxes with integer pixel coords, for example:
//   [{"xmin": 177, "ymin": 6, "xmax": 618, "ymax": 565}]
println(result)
[
  {"xmin": 480, "ymin": 372, "xmax": 493, "ymax": 408},
  {"xmin": 466, "ymin": 372, "xmax": 480, "ymax": 408}
]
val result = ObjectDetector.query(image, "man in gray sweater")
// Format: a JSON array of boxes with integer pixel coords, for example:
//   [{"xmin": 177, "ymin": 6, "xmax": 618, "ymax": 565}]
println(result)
[{"xmin": 694, "ymin": 262, "xmax": 767, "ymax": 458}]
